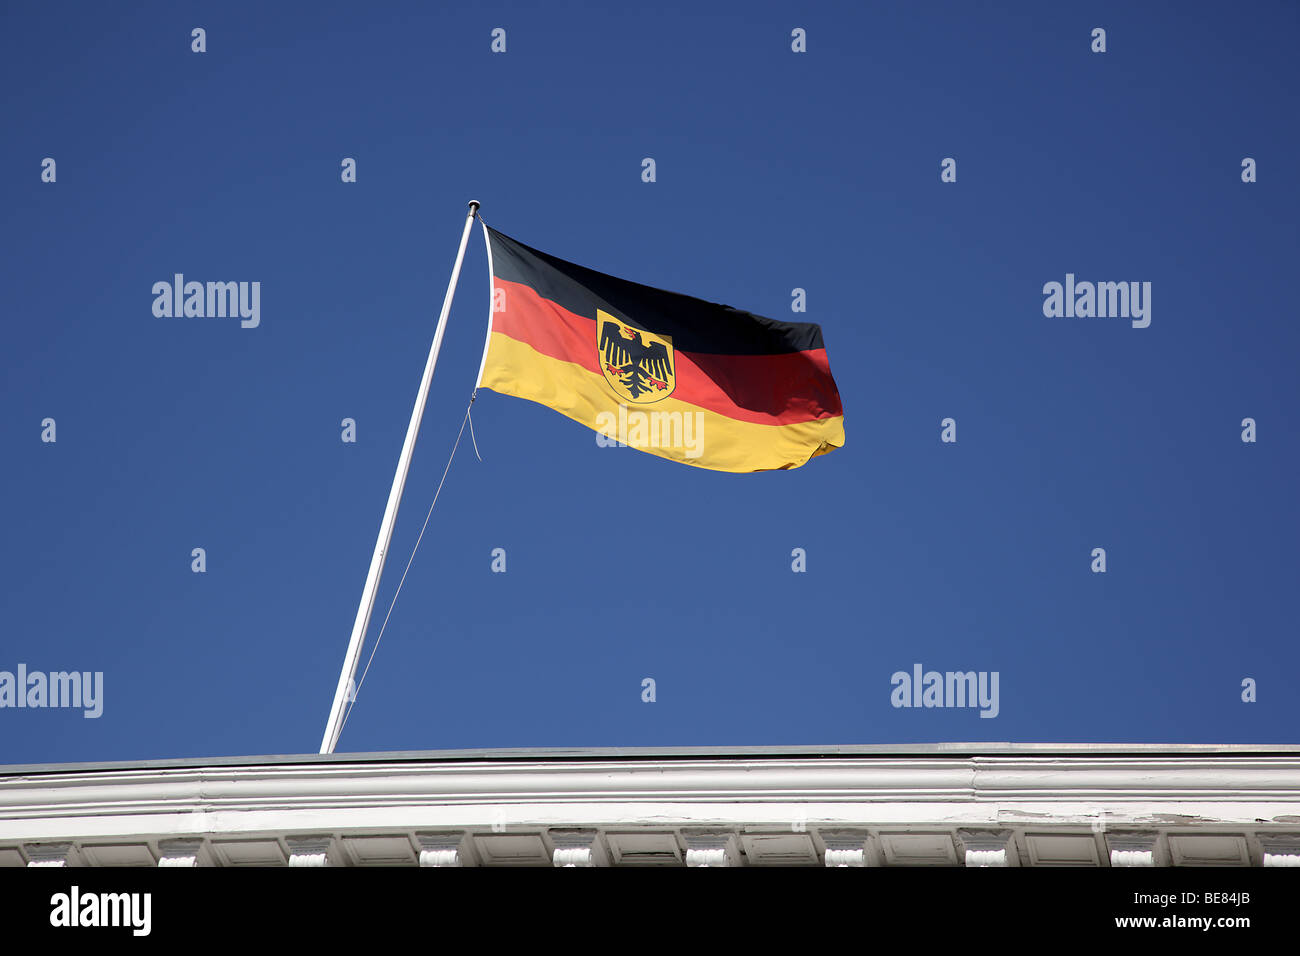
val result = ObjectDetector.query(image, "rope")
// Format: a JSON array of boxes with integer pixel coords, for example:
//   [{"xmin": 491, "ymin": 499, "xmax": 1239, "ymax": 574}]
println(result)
[
  {"xmin": 467, "ymin": 402, "xmax": 482, "ymax": 462},
  {"xmin": 338, "ymin": 393, "xmax": 480, "ymax": 735}
]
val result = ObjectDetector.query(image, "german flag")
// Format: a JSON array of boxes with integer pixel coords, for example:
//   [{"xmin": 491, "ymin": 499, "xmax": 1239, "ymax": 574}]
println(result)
[{"xmin": 476, "ymin": 225, "xmax": 844, "ymax": 473}]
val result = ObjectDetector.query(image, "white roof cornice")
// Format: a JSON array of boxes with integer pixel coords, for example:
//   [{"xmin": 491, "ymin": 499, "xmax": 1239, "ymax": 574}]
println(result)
[{"xmin": 2, "ymin": 752, "xmax": 1299, "ymax": 846}]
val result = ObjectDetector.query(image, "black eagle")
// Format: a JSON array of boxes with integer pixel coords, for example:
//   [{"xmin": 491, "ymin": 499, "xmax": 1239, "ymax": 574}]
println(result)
[{"xmin": 599, "ymin": 320, "xmax": 671, "ymax": 399}]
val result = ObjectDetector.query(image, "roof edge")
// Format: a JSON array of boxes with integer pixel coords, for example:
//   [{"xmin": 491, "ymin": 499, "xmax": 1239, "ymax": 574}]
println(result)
[{"xmin": 3, "ymin": 742, "xmax": 1300, "ymax": 777}]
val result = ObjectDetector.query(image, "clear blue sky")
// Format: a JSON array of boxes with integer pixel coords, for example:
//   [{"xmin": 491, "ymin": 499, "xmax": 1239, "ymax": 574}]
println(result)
[{"xmin": 2, "ymin": 1, "xmax": 1297, "ymax": 763}]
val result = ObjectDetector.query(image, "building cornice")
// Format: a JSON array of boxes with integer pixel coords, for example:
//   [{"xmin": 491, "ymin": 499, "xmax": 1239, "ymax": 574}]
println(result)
[
  {"xmin": 3, "ymin": 750, "xmax": 1298, "ymax": 866},
  {"xmin": 2, "ymin": 741, "xmax": 1298, "ymax": 778}
]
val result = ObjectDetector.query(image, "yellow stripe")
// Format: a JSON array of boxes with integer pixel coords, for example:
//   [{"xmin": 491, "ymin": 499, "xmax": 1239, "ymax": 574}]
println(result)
[{"xmin": 480, "ymin": 332, "xmax": 844, "ymax": 473}]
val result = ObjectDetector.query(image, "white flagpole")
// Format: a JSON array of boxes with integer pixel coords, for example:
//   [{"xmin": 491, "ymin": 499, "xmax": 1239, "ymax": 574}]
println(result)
[{"xmin": 319, "ymin": 199, "xmax": 481, "ymax": 755}]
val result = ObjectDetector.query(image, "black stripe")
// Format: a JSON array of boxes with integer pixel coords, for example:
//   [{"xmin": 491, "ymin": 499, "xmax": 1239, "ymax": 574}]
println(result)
[{"xmin": 487, "ymin": 226, "xmax": 826, "ymax": 355}]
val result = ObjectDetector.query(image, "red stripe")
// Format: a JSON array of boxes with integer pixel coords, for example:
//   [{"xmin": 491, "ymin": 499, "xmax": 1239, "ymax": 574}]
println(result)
[{"xmin": 491, "ymin": 278, "xmax": 842, "ymax": 425}]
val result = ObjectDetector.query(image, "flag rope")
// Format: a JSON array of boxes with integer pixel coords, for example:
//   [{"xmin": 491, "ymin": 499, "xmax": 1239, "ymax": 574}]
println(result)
[{"xmin": 339, "ymin": 392, "xmax": 479, "ymax": 735}]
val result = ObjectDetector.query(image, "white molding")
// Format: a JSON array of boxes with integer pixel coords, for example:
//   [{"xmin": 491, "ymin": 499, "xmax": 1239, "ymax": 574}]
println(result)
[
  {"xmin": 1108, "ymin": 833, "xmax": 1161, "ymax": 867},
  {"xmin": 683, "ymin": 831, "xmax": 740, "ymax": 867},
  {"xmin": 157, "ymin": 838, "xmax": 203, "ymax": 867},
  {"xmin": 1260, "ymin": 834, "xmax": 1300, "ymax": 867},
  {"xmin": 959, "ymin": 829, "xmax": 1017, "ymax": 867},
  {"xmin": 286, "ymin": 835, "xmax": 333, "ymax": 867},
  {"xmin": 1110, "ymin": 849, "xmax": 1155, "ymax": 867},
  {"xmin": 2, "ymin": 754, "xmax": 1300, "ymax": 866},
  {"xmin": 821, "ymin": 831, "xmax": 870, "ymax": 867},
  {"xmin": 416, "ymin": 831, "xmax": 472, "ymax": 867},
  {"xmin": 550, "ymin": 829, "xmax": 606, "ymax": 867},
  {"xmin": 3, "ymin": 756, "xmax": 1299, "ymax": 823},
  {"xmin": 24, "ymin": 842, "xmax": 72, "ymax": 867}
]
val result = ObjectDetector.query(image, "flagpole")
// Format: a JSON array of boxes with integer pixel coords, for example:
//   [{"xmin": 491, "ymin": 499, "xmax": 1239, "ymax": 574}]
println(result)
[{"xmin": 319, "ymin": 199, "xmax": 481, "ymax": 755}]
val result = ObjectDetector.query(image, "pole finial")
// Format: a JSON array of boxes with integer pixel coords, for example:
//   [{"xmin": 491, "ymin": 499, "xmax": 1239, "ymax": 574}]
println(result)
[{"xmin": 468, "ymin": 200, "xmax": 481, "ymax": 215}]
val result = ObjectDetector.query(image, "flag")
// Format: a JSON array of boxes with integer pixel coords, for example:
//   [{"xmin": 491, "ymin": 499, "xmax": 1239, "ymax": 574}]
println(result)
[{"xmin": 476, "ymin": 225, "xmax": 845, "ymax": 472}]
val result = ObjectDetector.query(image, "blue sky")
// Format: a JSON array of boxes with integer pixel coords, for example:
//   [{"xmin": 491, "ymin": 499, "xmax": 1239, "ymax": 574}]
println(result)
[{"xmin": 2, "ymin": 1, "xmax": 1297, "ymax": 763}]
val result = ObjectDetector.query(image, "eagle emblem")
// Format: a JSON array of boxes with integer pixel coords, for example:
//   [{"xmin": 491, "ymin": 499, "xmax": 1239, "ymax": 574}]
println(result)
[{"xmin": 597, "ymin": 309, "xmax": 675, "ymax": 404}]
